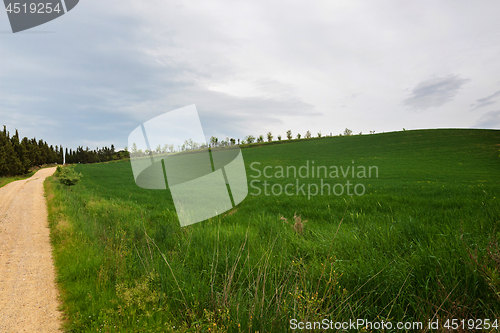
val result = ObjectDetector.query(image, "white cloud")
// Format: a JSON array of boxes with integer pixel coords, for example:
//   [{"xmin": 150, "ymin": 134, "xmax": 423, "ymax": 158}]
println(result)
[
  {"xmin": 403, "ymin": 75, "xmax": 470, "ymax": 110},
  {"xmin": 470, "ymin": 90, "xmax": 500, "ymax": 110},
  {"xmin": 475, "ymin": 110, "xmax": 500, "ymax": 128}
]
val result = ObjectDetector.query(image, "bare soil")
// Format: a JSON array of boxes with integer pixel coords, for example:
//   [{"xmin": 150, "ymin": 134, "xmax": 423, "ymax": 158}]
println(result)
[{"xmin": 0, "ymin": 167, "xmax": 61, "ymax": 332}]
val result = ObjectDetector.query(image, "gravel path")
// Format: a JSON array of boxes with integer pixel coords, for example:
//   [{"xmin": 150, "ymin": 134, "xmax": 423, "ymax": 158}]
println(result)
[{"xmin": 0, "ymin": 167, "xmax": 62, "ymax": 332}]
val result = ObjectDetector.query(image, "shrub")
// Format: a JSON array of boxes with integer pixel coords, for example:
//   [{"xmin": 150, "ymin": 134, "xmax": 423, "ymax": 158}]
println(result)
[
  {"xmin": 257, "ymin": 135, "xmax": 264, "ymax": 143},
  {"xmin": 54, "ymin": 165, "xmax": 62, "ymax": 177},
  {"xmin": 277, "ymin": 135, "xmax": 282, "ymax": 141},
  {"xmin": 55, "ymin": 165, "xmax": 82, "ymax": 186},
  {"xmin": 343, "ymin": 128, "xmax": 353, "ymax": 136},
  {"xmin": 305, "ymin": 130, "xmax": 311, "ymax": 139},
  {"xmin": 296, "ymin": 133, "xmax": 301, "ymax": 139},
  {"xmin": 286, "ymin": 130, "xmax": 292, "ymax": 140},
  {"xmin": 317, "ymin": 132, "xmax": 322, "ymax": 138},
  {"xmin": 267, "ymin": 132, "xmax": 273, "ymax": 142}
]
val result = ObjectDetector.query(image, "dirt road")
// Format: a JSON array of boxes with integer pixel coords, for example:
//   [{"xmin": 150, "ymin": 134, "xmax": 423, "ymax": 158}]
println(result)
[{"xmin": 0, "ymin": 167, "xmax": 61, "ymax": 332}]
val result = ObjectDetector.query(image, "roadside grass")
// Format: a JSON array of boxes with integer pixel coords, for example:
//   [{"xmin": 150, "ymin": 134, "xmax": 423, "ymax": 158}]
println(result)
[
  {"xmin": 46, "ymin": 129, "xmax": 500, "ymax": 332},
  {"xmin": 0, "ymin": 171, "xmax": 36, "ymax": 188},
  {"xmin": 0, "ymin": 163, "xmax": 63, "ymax": 188}
]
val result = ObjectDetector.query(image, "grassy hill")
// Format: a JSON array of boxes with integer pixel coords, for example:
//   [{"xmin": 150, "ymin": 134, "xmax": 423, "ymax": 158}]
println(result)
[{"xmin": 46, "ymin": 129, "xmax": 500, "ymax": 332}]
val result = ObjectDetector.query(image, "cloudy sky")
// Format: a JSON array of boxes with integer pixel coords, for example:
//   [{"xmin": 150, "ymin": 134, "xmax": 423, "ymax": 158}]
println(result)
[{"xmin": 1, "ymin": 0, "xmax": 499, "ymax": 150}]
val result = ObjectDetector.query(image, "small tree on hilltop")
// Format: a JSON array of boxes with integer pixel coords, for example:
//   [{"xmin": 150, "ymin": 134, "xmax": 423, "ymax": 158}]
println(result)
[
  {"xmin": 317, "ymin": 132, "xmax": 322, "ymax": 138},
  {"xmin": 267, "ymin": 131, "xmax": 273, "ymax": 142},
  {"xmin": 305, "ymin": 130, "xmax": 311, "ymax": 139},
  {"xmin": 210, "ymin": 136, "xmax": 218, "ymax": 147},
  {"xmin": 286, "ymin": 130, "xmax": 292, "ymax": 140},
  {"xmin": 257, "ymin": 135, "xmax": 264, "ymax": 143},
  {"xmin": 277, "ymin": 135, "xmax": 282, "ymax": 141},
  {"xmin": 343, "ymin": 128, "xmax": 353, "ymax": 136},
  {"xmin": 296, "ymin": 133, "xmax": 301, "ymax": 139},
  {"xmin": 246, "ymin": 135, "xmax": 255, "ymax": 144}
]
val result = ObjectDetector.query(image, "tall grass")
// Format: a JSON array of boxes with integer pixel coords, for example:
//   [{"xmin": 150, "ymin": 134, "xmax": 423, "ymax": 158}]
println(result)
[{"xmin": 46, "ymin": 129, "xmax": 500, "ymax": 332}]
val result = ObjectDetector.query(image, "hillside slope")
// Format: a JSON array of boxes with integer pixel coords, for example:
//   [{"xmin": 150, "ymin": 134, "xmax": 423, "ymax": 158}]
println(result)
[{"xmin": 46, "ymin": 129, "xmax": 500, "ymax": 332}]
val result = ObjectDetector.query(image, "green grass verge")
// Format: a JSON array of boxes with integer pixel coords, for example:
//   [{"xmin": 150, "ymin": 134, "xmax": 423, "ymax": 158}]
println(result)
[
  {"xmin": 0, "ymin": 164, "xmax": 63, "ymax": 188},
  {"xmin": 0, "ymin": 171, "xmax": 35, "ymax": 188},
  {"xmin": 46, "ymin": 129, "xmax": 500, "ymax": 332}
]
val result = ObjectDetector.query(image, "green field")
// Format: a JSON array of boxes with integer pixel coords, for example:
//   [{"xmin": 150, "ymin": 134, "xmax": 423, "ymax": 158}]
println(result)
[{"xmin": 46, "ymin": 129, "xmax": 500, "ymax": 332}]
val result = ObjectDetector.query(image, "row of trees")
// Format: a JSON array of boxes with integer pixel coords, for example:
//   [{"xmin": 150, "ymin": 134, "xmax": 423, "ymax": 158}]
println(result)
[
  {"xmin": 129, "ymin": 136, "xmax": 242, "ymax": 157},
  {"xmin": 241, "ymin": 128, "xmax": 365, "ymax": 144},
  {"xmin": 0, "ymin": 126, "xmax": 130, "ymax": 177},
  {"xmin": 0, "ymin": 126, "xmax": 63, "ymax": 176},
  {"xmin": 209, "ymin": 128, "xmax": 365, "ymax": 148},
  {"xmin": 65, "ymin": 145, "xmax": 129, "ymax": 164},
  {"xmin": 130, "ymin": 139, "xmax": 209, "ymax": 155},
  {"xmin": 129, "ymin": 128, "xmax": 369, "ymax": 157}
]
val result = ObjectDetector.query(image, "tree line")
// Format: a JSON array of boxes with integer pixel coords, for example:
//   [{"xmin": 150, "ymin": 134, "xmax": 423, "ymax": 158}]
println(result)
[
  {"xmin": 0, "ymin": 126, "xmax": 129, "ymax": 177},
  {"xmin": 0, "ymin": 126, "xmax": 63, "ymax": 176},
  {"xmin": 65, "ymin": 145, "xmax": 129, "ymax": 164},
  {"xmin": 2, "ymin": 124, "xmax": 369, "ymax": 176},
  {"xmin": 130, "ymin": 128, "xmax": 369, "ymax": 158},
  {"xmin": 213, "ymin": 128, "xmax": 366, "ymax": 146}
]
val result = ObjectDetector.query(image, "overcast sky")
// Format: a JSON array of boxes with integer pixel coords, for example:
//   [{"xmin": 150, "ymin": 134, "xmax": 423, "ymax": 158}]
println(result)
[{"xmin": 1, "ymin": 0, "xmax": 499, "ymax": 150}]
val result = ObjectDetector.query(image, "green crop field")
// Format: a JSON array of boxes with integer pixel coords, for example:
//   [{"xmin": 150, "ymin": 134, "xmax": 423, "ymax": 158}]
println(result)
[{"xmin": 46, "ymin": 129, "xmax": 500, "ymax": 332}]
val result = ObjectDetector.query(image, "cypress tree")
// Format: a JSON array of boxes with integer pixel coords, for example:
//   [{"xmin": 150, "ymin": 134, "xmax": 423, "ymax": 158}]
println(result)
[
  {"xmin": 44, "ymin": 141, "xmax": 51, "ymax": 164},
  {"xmin": 21, "ymin": 137, "xmax": 33, "ymax": 172},
  {"xmin": 10, "ymin": 130, "xmax": 26, "ymax": 174},
  {"xmin": 0, "ymin": 128, "xmax": 9, "ymax": 176},
  {"xmin": 0, "ymin": 126, "xmax": 21, "ymax": 176},
  {"xmin": 28, "ymin": 138, "xmax": 40, "ymax": 167},
  {"xmin": 49, "ymin": 144, "xmax": 57, "ymax": 164},
  {"xmin": 59, "ymin": 145, "xmax": 64, "ymax": 164},
  {"xmin": 36, "ymin": 140, "xmax": 44, "ymax": 166}
]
